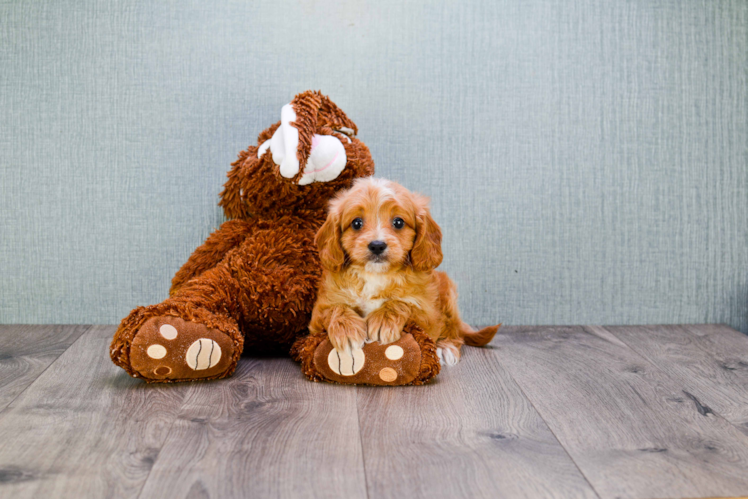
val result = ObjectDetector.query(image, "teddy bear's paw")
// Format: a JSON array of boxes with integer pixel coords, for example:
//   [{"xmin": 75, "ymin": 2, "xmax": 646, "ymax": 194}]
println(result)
[
  {"xmin": 129, "ymin": 316, "xmax": 235, "ymax": 382},
  {"xmin": 313, "ymin": 334, "xmax": 423, "ymax": 386}
]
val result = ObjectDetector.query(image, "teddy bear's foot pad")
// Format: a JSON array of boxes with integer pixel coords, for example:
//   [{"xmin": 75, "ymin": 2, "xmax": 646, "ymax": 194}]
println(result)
[
  {"xmin": 130, "ymin": 316, "xmax": 235, "ymax": 382},
  {"xmin": 313, "ymin": 334, "xmax": 423, "ymax": 386}
]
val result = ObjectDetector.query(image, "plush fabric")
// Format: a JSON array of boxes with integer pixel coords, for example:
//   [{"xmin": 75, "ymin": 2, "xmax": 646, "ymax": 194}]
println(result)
[
  {"xmin": 290, "ymin": 323, "xmax": 440, "ymax": 386},
  {"xmin": 110, "ymin": 90, "xmax": 376, "ymax": 382}
]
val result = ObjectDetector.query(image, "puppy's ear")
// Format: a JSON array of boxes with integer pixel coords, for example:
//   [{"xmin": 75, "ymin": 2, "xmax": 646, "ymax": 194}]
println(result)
[
  {"xmin": 410, "ymin": 195, "xmax": 443, "ymax": 271},
  {"xmin": 316, "ymin": 207, "xmax": 346, "ymax": 272}
]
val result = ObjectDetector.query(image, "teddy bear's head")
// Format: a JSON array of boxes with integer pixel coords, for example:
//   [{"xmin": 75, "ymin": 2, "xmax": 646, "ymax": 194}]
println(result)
[{"xmin": 219, "ymin": 90, "xmax": 375, "ymax": 218}]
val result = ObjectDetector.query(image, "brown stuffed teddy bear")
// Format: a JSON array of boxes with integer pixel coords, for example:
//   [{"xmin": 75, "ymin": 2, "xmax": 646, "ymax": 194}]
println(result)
[{"xmin": 110, "ymin": 90, "xmax": 440, "ymax": 385}]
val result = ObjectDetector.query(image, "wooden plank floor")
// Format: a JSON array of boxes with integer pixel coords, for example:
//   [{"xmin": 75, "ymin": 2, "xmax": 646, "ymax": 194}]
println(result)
[{"xmin": 0, "ymin": 325, "xmax": 747, "ymax": 498}]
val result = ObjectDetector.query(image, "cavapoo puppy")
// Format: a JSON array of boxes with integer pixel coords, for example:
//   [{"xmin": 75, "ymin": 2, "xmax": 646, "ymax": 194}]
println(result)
[{"xmin": 309, "ymin": 177, "xmax": 500, "ymax": 366}]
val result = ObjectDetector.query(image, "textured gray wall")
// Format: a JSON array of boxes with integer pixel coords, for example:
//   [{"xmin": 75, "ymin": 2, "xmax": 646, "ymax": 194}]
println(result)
[{"xmin": 1, "ymin": 1, "xmax": 747, "ymax": 333}]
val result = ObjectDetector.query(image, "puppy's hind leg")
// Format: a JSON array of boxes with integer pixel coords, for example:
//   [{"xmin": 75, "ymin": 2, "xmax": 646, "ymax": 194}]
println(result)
[{"xmin": 436, "ymin": 339, "xmax": 462, "ymax": 367}]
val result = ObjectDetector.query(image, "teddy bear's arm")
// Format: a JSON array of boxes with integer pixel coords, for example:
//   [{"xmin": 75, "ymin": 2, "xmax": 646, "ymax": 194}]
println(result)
[{"xmin": 169, "ymin": 219, "xmax": 254, "ymax": 295}]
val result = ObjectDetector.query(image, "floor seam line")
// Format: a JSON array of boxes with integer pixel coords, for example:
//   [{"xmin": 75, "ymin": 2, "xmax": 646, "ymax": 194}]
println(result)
[
  {"xmin": 355, "ymin": 387, "xmax": 371, "ymax": 499},
  {"xmin": 134, "ymin": 387, "xmax": 192, "ymax": 498},
  {"xmin": 0, "ymin": 324, "xmax": 93, "ymax": 417},
  {"xmin": 493, "ymin": 336, "xmax": 602, "ymax": 499}
]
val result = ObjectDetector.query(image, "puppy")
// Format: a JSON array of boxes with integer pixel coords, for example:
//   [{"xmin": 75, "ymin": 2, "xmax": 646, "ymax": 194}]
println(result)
[{"xmin": 309, "ymin": 177, "xmax": 500, "ymax": 366}]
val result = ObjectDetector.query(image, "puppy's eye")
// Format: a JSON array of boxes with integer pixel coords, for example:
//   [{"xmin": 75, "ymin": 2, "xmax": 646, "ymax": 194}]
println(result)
[
  {"xmin": 392, "ymin": 217, "xmax": 405, "ymax": 229},
  {"xmin": 351, "ymin": 218, "xmax": 364, "ymax": 230}
]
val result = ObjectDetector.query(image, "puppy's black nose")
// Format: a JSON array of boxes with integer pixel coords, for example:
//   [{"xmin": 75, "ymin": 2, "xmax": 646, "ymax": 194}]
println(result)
[{"xmin": 368, "ymin": 240, "xmax": 387, "ymax": 255}]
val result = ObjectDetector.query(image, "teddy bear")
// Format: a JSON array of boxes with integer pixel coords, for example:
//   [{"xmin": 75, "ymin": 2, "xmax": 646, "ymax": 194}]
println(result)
[{"xmin": 110, "ymin": 90, "xmax": 440, "ymax": 385}]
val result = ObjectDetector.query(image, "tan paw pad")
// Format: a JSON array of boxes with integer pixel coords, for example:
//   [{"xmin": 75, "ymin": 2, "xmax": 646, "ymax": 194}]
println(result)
[
  {"xmin": 147, "ymin": 344, "xmax": 167, "ymax": 359},
  {"xmin": 185, "ymin": 338, "xmax": 222, "ymax": 370},
  {"xmin": 379, "ymin": 367, "xmax": 398, "ymax": 382},
  {"xmin": 385, "ymin": 345, "xmax": 404, "ymax": 360},
  {"xmin": 159, "ymin": 324, "xmax": 178, "ymax": 340},
  {"xmin": 328, "ymin": 347, "xmax": 365, "ymax": 376}
]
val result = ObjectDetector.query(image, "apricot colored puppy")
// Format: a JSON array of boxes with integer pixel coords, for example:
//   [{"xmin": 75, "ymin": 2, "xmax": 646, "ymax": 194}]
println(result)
[{"xmin": 310, "ymin": 178, "xmax": 500, "ymax": 366}]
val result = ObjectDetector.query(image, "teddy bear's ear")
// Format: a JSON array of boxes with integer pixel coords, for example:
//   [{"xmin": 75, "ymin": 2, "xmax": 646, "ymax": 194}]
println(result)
[
  {"xmin": 259, "ymin": 91, "xmax": 359, "ymax": 185},
  {"xmin": 219, "ymin": 148, "xmax": 257, "ymax": 219},
  {"xmin": 315, "ymin": 93, "xmax": 359, "ymax": 136}
]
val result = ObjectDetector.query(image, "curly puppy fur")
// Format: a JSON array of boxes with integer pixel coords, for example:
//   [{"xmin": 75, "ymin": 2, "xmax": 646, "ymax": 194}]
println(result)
[
  {"xmin": 310, "ymin": 178, "xmax": 501, "ymax": 364},
  {"xmin": 110, "ymin": 91, "xmax": 375, "ymax": 382}
]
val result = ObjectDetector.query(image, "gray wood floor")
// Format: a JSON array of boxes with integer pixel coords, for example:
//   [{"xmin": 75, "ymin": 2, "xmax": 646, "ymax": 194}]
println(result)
[{"xmin": 0, "ymin": 325, "xmax": 747, "ymax": 498}]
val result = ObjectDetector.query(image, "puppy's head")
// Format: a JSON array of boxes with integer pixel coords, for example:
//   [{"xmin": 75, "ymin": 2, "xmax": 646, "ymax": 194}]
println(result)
[{"xmin": 316, "ymin": 178, "xmax": 443, "ymax": 273}]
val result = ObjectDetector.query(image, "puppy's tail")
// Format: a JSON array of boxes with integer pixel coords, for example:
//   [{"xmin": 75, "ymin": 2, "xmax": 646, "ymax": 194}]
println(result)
[{"xmin": 460, "ymin": 322, "xmax": 501, "ymax": 347}]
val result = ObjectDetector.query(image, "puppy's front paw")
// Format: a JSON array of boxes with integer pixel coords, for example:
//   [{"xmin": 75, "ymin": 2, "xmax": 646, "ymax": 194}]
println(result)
[
  {"xmin": 367, "ymin": 311, "xmax": 404, "ymax": 345},
  {"xmin": 328, "ymin": 317, "xmax": 366, "ymax": 353}
]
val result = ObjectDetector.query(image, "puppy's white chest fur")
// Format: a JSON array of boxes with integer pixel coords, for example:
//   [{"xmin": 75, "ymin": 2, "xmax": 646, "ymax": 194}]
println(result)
[{"xmin": 354, "ymin": 271, "xmax": 389, "ymax": 317}]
